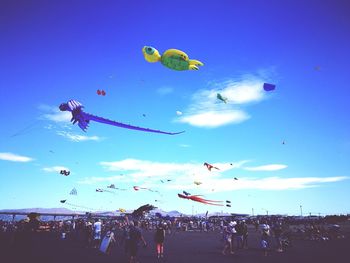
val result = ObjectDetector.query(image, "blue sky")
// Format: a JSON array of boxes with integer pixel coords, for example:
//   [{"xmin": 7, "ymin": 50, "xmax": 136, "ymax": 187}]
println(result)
[{"xmin": 1, "ymin": 0, "xmax": 350, "ymax": 216}]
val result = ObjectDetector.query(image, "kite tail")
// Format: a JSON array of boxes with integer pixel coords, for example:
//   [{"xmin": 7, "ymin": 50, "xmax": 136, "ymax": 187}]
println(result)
[{"xmin": 83, "ymin": 112, "xmax": 185, "ymax": 135}]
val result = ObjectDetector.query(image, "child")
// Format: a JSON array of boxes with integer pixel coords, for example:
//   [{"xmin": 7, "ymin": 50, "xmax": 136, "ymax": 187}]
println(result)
[{"xmin": 154, "ymin": 222, "xmax": 165, "ymax": 258}]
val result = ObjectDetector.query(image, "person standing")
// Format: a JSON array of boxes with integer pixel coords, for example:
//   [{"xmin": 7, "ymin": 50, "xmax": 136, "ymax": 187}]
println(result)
[
  {"xmin": 93, "ymin": 219, "xmax": 102, "ymax": 249},
  {"xmin": 129, "ymin": 221, "xmax": 147, "ymax": 263},
  {"xmin": 261, "ymin": 224, "xmax": 270, "ymax": 256},
  {"xmin": 242, "ymin": 220, "xmax": 249, "ymax": 249},
  {"xmin": 154, "ymin": 222, "xmax": 165, "ymax": 259}
]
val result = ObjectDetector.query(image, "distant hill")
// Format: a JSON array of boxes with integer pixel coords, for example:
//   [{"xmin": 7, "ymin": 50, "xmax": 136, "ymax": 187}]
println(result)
[{"xmin": 0, "ymin": 207, "xmax": 78, "ymax": 214}]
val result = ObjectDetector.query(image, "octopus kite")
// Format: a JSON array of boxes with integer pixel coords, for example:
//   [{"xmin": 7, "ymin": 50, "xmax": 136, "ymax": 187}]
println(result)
[
  {"xmin": 59, "ymin": 100, "xmax": 184, "ymax": 135},
  {"xmin": 178, "ymin": 193, "xmax": 223, "ymax": 206}
]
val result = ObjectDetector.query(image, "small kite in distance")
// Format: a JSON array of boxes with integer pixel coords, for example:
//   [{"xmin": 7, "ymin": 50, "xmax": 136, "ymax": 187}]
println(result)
[
  {"xmin": 183, "ymin": 191, "xmax": 191, "ymax": 196},
  {"xmin": 70, "ymin": 188, "xmax": 77, "ymax": 195},
  {"xmin": 60, "ymin": 200, "xmax": 67, "ymax": 203},
  {"xmin": 97, "ymin": 89, "xmax": 106, "ymax": 96},
  {"xmin": 194, "ymin": 181, "xmax": 202, "ymax": 186},
  {"xmin": 234, "ymin": 177, "xmax": 238, "ymax": 180},
  {"xmin": 60, "ymin": 170, "xmax": 70, "ymax": 176},
  {"xmin": 263, "ymin": 83, "xmax": 276, "ymax": 92},
  {"xmin": 204, "ymin": 162, "xmax": 220, "ymax": 171},
  {"xmin": 160, "ymin": 179, "xmax": 172, "ymax": 183},
  {"xmin": 217, "ymin": 93, "xmax": 228, "ymax": 103},
  {"xmin": 133, "ymin": 186, "xmax": 159, "ymax": 193}
]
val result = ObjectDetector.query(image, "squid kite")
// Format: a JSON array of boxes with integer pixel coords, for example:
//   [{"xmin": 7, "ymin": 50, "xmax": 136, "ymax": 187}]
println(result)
[
  {"xmin": 59, "ymin": 99, "xmax": 185, "ymax": 135},
  {"xmin": 204, "ymin": 162, "xmax": 220, "ymax": 171},
  {"xmin": 178, "ymin": 193, "xmax": 223, "ymax": 206}
]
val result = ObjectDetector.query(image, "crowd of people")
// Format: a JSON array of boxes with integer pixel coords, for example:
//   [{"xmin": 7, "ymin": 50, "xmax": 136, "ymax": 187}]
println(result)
[{"xmin": 0, "ymin": 214, "xmax": 347, "ymax": 262}]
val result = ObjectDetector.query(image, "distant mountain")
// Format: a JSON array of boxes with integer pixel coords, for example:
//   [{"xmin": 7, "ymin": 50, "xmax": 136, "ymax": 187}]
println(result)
[
  {"xmin": 0, "ymin": 207, "xmax": 194, "ymax": 221},
  {"xmin": 0, "ymin": 207, "xmax": 79, "ymax": 214}
]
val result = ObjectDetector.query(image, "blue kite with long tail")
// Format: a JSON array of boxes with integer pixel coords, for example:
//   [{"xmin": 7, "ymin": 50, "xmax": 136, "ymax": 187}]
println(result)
[{"xmin": 59, "ymin": 99, "xmax": 184, "ymax": 135}]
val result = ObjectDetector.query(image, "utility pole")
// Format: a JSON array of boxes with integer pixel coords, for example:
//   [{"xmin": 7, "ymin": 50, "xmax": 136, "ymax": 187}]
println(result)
[
  {"xmin": 252, "ymin": 208, "xmax": 254, "ymax": 216},
  {"xmin": 300, "ymin": 205, "xmax": 303, "ymax": 217}
]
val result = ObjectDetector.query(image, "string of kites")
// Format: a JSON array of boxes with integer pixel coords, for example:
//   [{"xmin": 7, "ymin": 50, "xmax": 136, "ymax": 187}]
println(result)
[{"xmin": 60, "ymin": 161, "xmax": 237, "ymax": 209}]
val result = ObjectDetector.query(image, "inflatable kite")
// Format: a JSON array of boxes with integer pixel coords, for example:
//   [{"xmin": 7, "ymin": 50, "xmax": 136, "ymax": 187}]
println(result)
[
  {"xmin": 204, "ymin": 162, "xmax": 220, "ymax": 171},
  {"xmin": 263, "ymin": 83, "xmax": 276, "ymax": 91},
  {"xmin": 142, "ymin": 46, "xmax": 203, "ymax": 71},
  {"xmin": 132, "ymin": 204, "xmax": 156, "ymax": 218},
  {"xmin": 217, "ymin": 93, "xmax": 228, "ymax": 103},
  {"xmin": 178, "ymin": 193, "xmax": 223, "ymax": 206},
  {"xmin": 59, "ymin": 100, "xmax": 184, "ymax": 135}
]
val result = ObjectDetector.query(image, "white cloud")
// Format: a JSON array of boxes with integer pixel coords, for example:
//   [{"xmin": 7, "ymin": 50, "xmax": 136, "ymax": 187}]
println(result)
[
  {"xmin": 91, "ymin": 158, "xmax": 349, "ymax": 192},
  {"xmin": 179, "ymin": 144, "xmax": 191, "ymax": 148},
  {"xmin": 178, "ymin": 110, "xmax": 249, "ymax": 128},
  {"xmin": 176, "ymin": 77, "xmax": 267, "ymax": 128},
  {"xmin": 56, "ymin": 131, "xmax": 102, "ymax": 142},
  {"xmin": 39, "ymin": 105, "xmax": 71, "ymax": 123},
  {"xmin": 244, "ymin": 164, "xmax": 287, "ymax": 171},
  {"xmin": 0, "ymin": 152, "xmax": 34, "ymax": 162},
  {"xmin": 187, "ymin": 176, "xmax": 348, "ymax": 192},
  {"xmin": 78, "ymin": 175, "xmax": 127, "ymax": 185},
  {"xmin": 42, "ymin": 166, "xmax": 69, "ymax": 173},
  {"xmin": 156, "ymin": 87, "xmax": 173, "ymax": 95}
]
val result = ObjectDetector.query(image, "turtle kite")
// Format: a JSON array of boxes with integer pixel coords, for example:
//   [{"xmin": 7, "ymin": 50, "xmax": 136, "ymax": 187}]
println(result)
[{"xmin": 142, "ymin": 46, "xmax": 204, "ymax": 71}]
